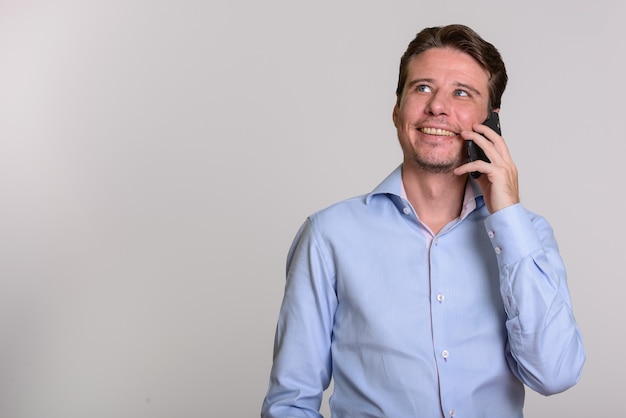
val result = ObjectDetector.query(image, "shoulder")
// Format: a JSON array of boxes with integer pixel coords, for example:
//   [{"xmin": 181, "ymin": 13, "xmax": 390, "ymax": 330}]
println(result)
[{"xmin": 305, "ymin": 194, "xmax": 369, "ymax": 233}]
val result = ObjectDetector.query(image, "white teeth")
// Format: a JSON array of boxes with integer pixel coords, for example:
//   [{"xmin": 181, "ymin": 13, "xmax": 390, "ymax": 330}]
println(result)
[{"xmin": 420, "ymin": 127, "xmax": 456, "ymax": 136}]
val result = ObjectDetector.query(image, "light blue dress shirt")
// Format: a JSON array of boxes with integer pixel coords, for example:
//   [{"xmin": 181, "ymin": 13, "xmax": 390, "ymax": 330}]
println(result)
[{"xmin": 262, "ymin": 166, "xmax": 585, "ymax": 418}]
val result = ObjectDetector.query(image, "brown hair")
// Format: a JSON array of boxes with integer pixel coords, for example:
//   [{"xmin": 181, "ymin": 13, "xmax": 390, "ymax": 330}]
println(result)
[{"xmin": 396, "ymin": 24, "xmax": 508, "ymax": 110}]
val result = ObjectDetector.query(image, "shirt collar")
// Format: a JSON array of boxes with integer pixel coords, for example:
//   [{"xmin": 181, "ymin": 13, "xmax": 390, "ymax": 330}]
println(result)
[{"xmin": 366, "ymin": 164, "xmax": 486, "ymax": 216}]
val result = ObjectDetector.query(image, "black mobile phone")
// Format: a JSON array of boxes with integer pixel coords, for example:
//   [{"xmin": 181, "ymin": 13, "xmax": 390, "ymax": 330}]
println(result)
[{"xmin": 467, "ymin": 111, "xmax": 501, "ymax": 179}]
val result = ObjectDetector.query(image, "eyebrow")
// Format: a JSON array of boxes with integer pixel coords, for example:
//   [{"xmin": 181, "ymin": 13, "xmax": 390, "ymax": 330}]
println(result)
[{"xmin": 406, "ymin": 78, "xmax": 483, "ymax": 97}]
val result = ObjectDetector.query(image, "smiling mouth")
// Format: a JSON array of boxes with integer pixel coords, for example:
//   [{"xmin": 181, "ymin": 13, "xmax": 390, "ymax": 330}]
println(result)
[{"xmin": 419, "ymin": 127, "xmax": 457, "ymax": 136}]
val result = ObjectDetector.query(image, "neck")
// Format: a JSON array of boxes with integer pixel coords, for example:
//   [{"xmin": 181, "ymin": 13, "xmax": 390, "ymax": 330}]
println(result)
[{"xmin": 401, "ymin": 163, "xmax": 467, "ymax": 235}]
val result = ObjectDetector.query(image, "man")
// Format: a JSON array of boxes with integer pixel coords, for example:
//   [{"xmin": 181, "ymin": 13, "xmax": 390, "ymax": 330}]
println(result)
[{"xmin": 261, "ymin": 24, "xmax": 585, "ymax": 417}]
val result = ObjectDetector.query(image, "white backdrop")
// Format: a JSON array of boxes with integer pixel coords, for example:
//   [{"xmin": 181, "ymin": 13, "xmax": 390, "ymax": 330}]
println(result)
[{"xmin": 1, "ymin": 1, "xmax": 624, "ymax": 417}]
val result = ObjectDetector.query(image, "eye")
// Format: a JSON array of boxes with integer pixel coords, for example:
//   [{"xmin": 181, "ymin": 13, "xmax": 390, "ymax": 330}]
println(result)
[
  {"xmin": 454, "ymin": 89, "xmax": 469, "ymax": 97},
  {"xmin": 416, "ymin": 84, "xmax": 431, "ymax": 93}
]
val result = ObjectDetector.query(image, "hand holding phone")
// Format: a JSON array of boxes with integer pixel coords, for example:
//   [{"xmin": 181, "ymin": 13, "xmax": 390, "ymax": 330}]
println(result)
[{"xmin": 466, "ymin": 111, "xmax": 501, "ymax": 179}]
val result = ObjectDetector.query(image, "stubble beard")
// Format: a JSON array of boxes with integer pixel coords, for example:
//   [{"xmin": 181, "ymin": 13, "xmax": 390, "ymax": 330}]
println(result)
[{"xmin": 410, "ymin": 148, "xmax": 463, "ymax": 174}]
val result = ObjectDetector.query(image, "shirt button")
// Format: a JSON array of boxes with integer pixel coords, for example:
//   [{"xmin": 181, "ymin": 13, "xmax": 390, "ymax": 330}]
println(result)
[
  {"xmin": 441, "ymin": 350, "xmax": 449, "ymax": 359},
  {"xmin": 403, "ymin": 207, "xmax": 410, "ymax": 215},
  {"xmin": 449, "ymin": 410, "xmax": 456, "ymax": 417},
  {"xmin": 488, "ymin": 230, "xmax": 495, "ymax": 238},
  {"xmin": 437, "ymin": 293, "xmax": 445, "ymax": 303},
  {"xmin": 495, "ymin": 246, "xmax": 501, "ymax": 254}
]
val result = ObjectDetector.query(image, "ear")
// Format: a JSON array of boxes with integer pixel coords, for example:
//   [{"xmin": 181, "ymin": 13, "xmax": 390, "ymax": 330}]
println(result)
[{"xmin": 392, "ymin": 102, "xmax": 399, "ymax": 127}]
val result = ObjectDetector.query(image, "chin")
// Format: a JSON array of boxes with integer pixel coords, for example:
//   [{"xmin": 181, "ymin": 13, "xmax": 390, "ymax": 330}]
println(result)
[
  {"xmin": 410, "ymin": 158, "xmax": 456, "ymax": 174},
  {"xmin": 411, "ymin": 152, "xmax": 462, "ymax": 174}
]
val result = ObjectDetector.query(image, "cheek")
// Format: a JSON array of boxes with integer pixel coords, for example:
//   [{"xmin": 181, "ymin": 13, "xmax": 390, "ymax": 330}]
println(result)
[
  {"xmin": 395, "ymin": 106, "xmax": 415, "ymax": 127},
  {"xmin": 458, "ymin": 109, "xmax": 489, "ymax": 130}
]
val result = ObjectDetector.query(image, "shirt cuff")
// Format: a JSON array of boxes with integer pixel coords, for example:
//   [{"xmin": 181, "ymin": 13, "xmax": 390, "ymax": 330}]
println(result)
[{"xmin": 483, "ymin": 203, "xmax": 543, "ymax": 268}]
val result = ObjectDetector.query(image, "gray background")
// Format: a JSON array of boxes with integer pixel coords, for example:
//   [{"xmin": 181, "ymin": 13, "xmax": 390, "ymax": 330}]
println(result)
[{"xmin": 0, "ymin": 0, "xmax": 623, "ymax": 417}]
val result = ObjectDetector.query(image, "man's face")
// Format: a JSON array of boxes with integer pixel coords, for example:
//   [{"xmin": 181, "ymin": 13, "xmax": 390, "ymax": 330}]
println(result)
[{"xmin": 393, "ymin": 47, "xmax": 491, "ymax": 174}]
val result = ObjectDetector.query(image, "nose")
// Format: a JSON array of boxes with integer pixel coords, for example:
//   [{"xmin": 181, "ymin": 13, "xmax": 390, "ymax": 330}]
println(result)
[{"xmin": 425, "ymin": 91, "xmax": 450, "ymax": 116}]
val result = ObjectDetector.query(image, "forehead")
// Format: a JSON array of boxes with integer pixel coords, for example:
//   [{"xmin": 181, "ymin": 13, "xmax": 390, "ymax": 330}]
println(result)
[{"xmin": 406, "ymin": 47, "xmax": 490, "ymax": 90}]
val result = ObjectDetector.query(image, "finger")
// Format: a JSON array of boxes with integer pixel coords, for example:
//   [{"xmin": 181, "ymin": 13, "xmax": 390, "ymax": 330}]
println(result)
[
  {"xmin": 471, "ymin": 122, "xmax": 499, "ymax": 139},
  {"xmin": 471, "ymin": 123, "xmax": 513, "ymax": 162},
  {"xmin": 454, "ymin": 159, "xmax": 491, "ymax": 177},
  {"xmin": 461, "ymin": 129, "xmax": 497, "ymax": 160}
]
